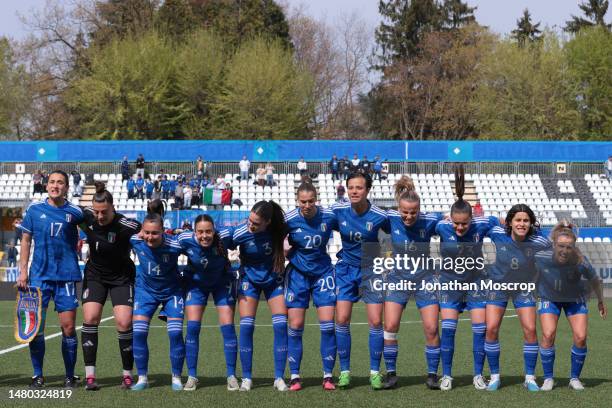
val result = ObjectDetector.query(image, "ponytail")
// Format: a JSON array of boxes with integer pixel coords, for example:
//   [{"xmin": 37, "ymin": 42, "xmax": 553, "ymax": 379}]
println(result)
[
  {"xmin": 251, "ymin": 200, "xmax": 287, "ymax": 274},
  {"xmin": 451, "ymin": 165, "xmax": 472, "ymax": 217},
  {"xmin": 147, "ymin": 199, "xmax": 166, "ymax": 218},
  {"xmin": 93, "ymin": 181, "xmax": 114, "ymax": 205},
  {"xmin": 394, "ymin": 175, "xmax": 420, "ymax": 204}
]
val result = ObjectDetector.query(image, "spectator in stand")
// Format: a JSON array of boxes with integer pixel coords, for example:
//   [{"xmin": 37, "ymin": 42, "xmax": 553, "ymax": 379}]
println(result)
[
  {"xmin": 196, "ymin": 156, "xmax": 204, "ymax": 178},
  {"xmin": 329, "ymin": 154, "xmax": 340, "ymax": 181},
  {"xmin": 183, "ymin": 183, "xmax": 193, "ymax": 209},
  {"xmin": 126, "ymin": 176, "xmax": 135, "ymax": 199},
  {"xmin": 13, "ymin": 219, "xmax": 23, "ymax": 245},
  {"xmin": 473, "ymin": 201, "xmax": 484, "ymax": 217},
  {"xmin": 32, "ymin": 170, "xmax": 43, "ymax": 194},
  {"xmin": 297, "ymin": 157, "xmax": 308, "ymax": 180},
  {"xmin": 41, "ymin": 171, "xmax": 49, "ymax": 191},
  {"xmin": 372, "ymin": 155, "xmax": 383, "ymax": 180},
  {"xmin": 152, "ymin": 175, "xmax": 162, "ymax": 200},
  {"xmin": 360, "ymin": 155, "xmax": 371, "ymax": 175},
  {"xmin": 121, "ymin": 156, "xmax": 130, "ymax": 181},
  {"xmin": 201, "ymin": 175, "xmax": 210, "ymax": 190},
  {"xmin": 71, "ymin": 171, "xmax": 82, "ymax": 197},
  {"xmin": 7, "ymin": 241, "xmax": 17, "ymax": 267},
  {"xmin": 341, "ymin": 155, "xmax": 350, "ymax": 180},
  {"xmin": 256, "ymin": 165, "xmax": 266, "ymax": 187},
  {"xmin": 135, "ymin": 174, "xmax": 145, "ymax": 199},
  {"xmin": 178, "ymin": 172, "xmax": 187, "ymax": 184},
  {"xmin": 605, "ymin": 155, "xmax": 612, "ymax": 180},
  {"xmin": 135, "ymin": 153, "xmax": 145, "ymax": 178},
  {"xmin": 265, "ymin": 162, "xmax": 275, "ymax": 187},
  {"xmin": 174, "ymin": 181, "xmax": 184, "ymax": 209},
  {"xmin": 336, "ymin": 182, "xmax": 347, "ymax": 203},
  {"xmin": 145, "ymin": 178, "xmax": 154, "ymax": 199},
  {"xmin": 161, "ymin": 175, "xmax": 170, "ymax": 200},
  {"xmin": 239, "ymin": 155, "xmax": 250, "ymax": 181},
  {"xmin": 350, "ymin": 154, "xmax": 360, "ymax": 173},
  {"xmin": 192, "ymin": 183, "xmax": 202, "ymax": 206},
  {"xmin": 169, "ymin": 175, "xmax": 177, "ymax": 198}
]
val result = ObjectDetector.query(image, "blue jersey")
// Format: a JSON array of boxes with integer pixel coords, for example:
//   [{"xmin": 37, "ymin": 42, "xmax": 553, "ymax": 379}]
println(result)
[
  {"xmin": 436, "ymin": 216, "xmax": 499, "ymax": 281},
  {"xmin": 487, "ymin": 226, "xmax": 551, "ymax": 283},
  {"xmin": 535, "ymin": 251, "xmax": 598, "ymax": 302},
  {"xmin": 285, "ymin": 206, "xmax": 338, "ymax": 276},
  {"xmin": 177, "ymin": 231, "xmax": 230, "ymax": 290},
  {"xmin": 331, "ymin": 201, "xmax": 389, "ymax": 267},
  {"xmin": 161, "ymin": 180, "xmax": 170, "ymax": 192},
  {"xmin": 19, "ymin": 200, "xmax": 84, "ymax": 283},
  {"xmin": 225, "ymin": 224, "xmax": 277, "ymax": 286},
  {"xmin": 130, "ymin": 234, "xmax": 183, "ymax": 298}
]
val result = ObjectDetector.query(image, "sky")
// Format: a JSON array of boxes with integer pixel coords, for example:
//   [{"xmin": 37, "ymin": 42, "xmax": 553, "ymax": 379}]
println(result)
[{"xmin": 0, "ymin": 0, "xmax": 596, "ymax": 41}]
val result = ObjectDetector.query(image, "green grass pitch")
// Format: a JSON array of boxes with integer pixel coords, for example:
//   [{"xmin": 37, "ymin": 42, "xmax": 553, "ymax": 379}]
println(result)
[{"xmin": 0, "ymin": 300, "xmax": 610, "ymax": 407}]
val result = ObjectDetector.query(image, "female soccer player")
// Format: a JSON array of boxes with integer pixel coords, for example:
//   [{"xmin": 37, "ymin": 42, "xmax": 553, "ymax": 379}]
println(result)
[
  {"xmin": 130, "ymin": 213, "xmax": 186, "ymax": 391},
  {"xmin": 17, "ymin": 170, "xmax": 84, "ymax": 388},
  {"xmin": 331, "ymin": 172, "xmax": 389, "ymax": 390},
  {"xmin": 485, "ymin": 204, "xmax": 550, "ymax": 391},
  {"xmin": 383, "ymin": 176, "xmax": 442, "ymax": 390},
  {"xmin": 284, "ymin": 182, "xmax": 338, "ymax": 391},
  {"xmin": 80, "ymin": 182, "xmax": 141, "ymax": 390},
  {"xmin": 536, "ymin": 221, "xmax": 607, "ymax": 391},
  {"xmin": 435, "ymin": 168, "xmax": 500, "ymax": 391},
  {"xmin": 225, "ymin": 200, "xmax": 288, "ymax": 392},
  {"xmin": 177, "ymin": 214, "xmax": 239, "ymax": 391}
]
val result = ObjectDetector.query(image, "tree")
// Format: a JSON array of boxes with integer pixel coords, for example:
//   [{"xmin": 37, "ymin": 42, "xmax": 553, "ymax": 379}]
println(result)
[
  {"xmin": 92, "ymin": 0, "xmax": 159, "ymax": 45},
  {"xmin": 511, "ymin": 9, "xmax": 542, "ymax": 47},
  {"xmin": 565, "ymin": 0, "xmax": 611, "ymax": 33},
  {"xmin": 190, "ymin": 0, "xmax": 291, "ymax": 49},
  {"xmin": 0, "ymin": 38, "xmax": 33, "ymax": 139},
  {"xmin": 213, "ymin": 38, "xmax": 314, "ymax": 139},
  {"xmin": 65, "ymin": 32, "xmax": 190, "ymax": 139},
  {"xmin": 374, "ymin": 0, "xmax": 442, "ymax": 69},
  {"xmin": 441, "ymin": 0, "xmax": 476, "ymax": 30},
  {"xmin": 156, "ymin": 0, "xmax": 198, "ymax": 43},
  {"xmin": 565, "ymin": 26, "xmax": 612, "ymax": 137}
]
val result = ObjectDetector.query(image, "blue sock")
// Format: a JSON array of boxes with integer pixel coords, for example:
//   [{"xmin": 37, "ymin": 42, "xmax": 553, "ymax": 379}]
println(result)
[
  {"xmin": 288, "ymin": 326, "xmax": 304, "ymax": 375},
  {"xmin": 425, "ymin": 344, "xmax": 440, "ymax": 374},
  {"xmin": 167, "ymin": 320, "xmax": 185, "ymax": 377},
  {"xmin": 185, "ymin": 321, "xmax": 201, "ymax": 377},
  {"xmin": 441, "ymin": 319, "xmax": 457, "ymax": 377},
  {"xmin": 540, "ymin": 346, "xmax": 555, "ymax": 379},
  {"xmin": 272, "ymin": 314, "xmax": 288, "ymax": 379},
  {"xmin": 319, "ymin": 321, "xmax": 336, "ymax": 375},
  {"xmin": 485, "ymin": 340, "xmax": 500, "ymax": 375},
  {"xmin": 570, "ymin": 345, "xmax": 587, "ymax": 379},
  {"xmin": 335, "ymin": 324, "xmax": 351, "ymax": 372},
  {"xmin": 239, "ymin": 317, "xmax": 255, "ymax": 379},
  {"xmin": 133, "ymin": 320, "xmax": 150, "ymax": 376},
  {"xmin": 220, "ymin": 324, "xmax": 237, "ymax": 377},
  {"xmin": 61, "ymin": 334, "xmax": 78, "ymax": 378},
  {"xmin": 369, "ymin": 325, "xmax": 383, "ymax": 372},
  {"xmin": 384, "ymin": 343, "xmax": 398, "ymax": 373},
  {"xmin": 29, "ymin": 333, "xmax": 45, "ymax": 377},
  {"xmin": 472, "ymin": 323, "xmax": 486, "ymax": 376},
  {"xmin": 523, "ymin": 342, "xmax": 539, "ymax": 376}
]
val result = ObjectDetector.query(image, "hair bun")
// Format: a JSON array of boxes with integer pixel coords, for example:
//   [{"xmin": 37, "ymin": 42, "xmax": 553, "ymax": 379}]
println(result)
[{"xmin": 94, "ymin": 181, "xmax": 106, "ymax": 194}]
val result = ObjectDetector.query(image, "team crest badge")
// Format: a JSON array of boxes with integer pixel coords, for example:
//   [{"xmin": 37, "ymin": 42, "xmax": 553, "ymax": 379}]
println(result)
[
  {"xmin": 107, "ymin": 232, "xmax": 116, "ymax": 243},
  {"xmin": 287, "ymin": 292, "xmax": 295, "ymax": 302},
  {"xmin": 83, "ymin": 288, "xmax": 89, "ymax": 299},
  {"xmin": 66, "ymin": 214, "xmax": 72, "ymax": 222},
  {"xmin": 420, "ymin": 229, "xmax": 426, "ymax": 238},
  {"xmin": 242, "ymin": 282, "xmax": 249, "ymax": 291},
  {"xmin": 366, "ymin": 222, "xmax": 373, "ymax": 231},
  {"xmin": 163, "ymin": 254, "xmax": 169, "ymax": 263},
  {"xmin": 473, "ymin": 233, "xmax": 480, "ymax": 242},
  {"xmin": 14, "ymin": 286, "xmax": 42, "ymax": 344},
  {"xmin": 321, "ymin": 223, "xmax": 327, "ymax": 232}
]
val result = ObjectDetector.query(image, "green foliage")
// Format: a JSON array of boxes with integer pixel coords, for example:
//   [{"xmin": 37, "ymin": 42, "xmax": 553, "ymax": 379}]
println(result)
[
  {"xmin": 511, "ymin": 9, "xmax": 542, "ymax": 47},
  {"xmin": 441, "ymin": 0, "xmax": 476, "ymax": 30},
  {"xmin": 565, "ymin": 26, "xmax": 612, "ymax": 138},
  {"xmin": 91, "ymin": 0, "xmax": 159, "ymax": 46},
  {"xmin": 156, "ymin": 0, "xmax": 198, "ymax": 43},
  {"xmin": 565, "ymin": 0, "xmax": 611, "ymax": 33},
  {"xmin": 0, "ymin": 38, "xmax": 31, "ymax": 139},
  {"xmin": 213, "ymin": 38, "xmax": 314, "ymax": 139},
  {"xmin": 65, "ymin": 32, "xmax": 189, "ymax": 139},
  {"xmin": 190, "ymin": 0, "xmax": 291, "ymax": 49}
]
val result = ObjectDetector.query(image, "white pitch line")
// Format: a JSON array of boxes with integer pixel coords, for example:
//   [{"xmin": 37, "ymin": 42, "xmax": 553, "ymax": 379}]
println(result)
[
  {"xmin": 0, "ymin": 315, "xmax": 115, "ymax": 356},
  {"xmin": 1, "ymin": 315, "xmax": 518, "ymax": 330}
]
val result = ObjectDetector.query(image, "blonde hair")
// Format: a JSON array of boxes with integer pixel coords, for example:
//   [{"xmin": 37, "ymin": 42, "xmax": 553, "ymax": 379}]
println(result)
[{"xmin": 394, "ymin": 175, "xmax": 420, "ymax": 204}]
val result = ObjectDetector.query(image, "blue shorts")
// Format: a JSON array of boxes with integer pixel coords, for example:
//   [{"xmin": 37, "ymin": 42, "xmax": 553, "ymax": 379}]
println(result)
[
  {"xmin": 537, "ymin": 299, "xmax": 588, "ymax": 317},
  {"xmin": 134, "ymin": 287, "xmax": 185, "ymax": 319},
  {"xmin": 439, "ymin": 277, "xmax": 487, "ymax": 312},
  {"xmin": 32, "ymin": 280, "xmax": 79, "ymax": 313},
  {"xmin": 239, "ymin": 274, "xmax": 284, "ymax": 301},
  {"xmin": 383, "ymin": 273, "xmax": 438, "ymax": 309},
  {"xmin": 487, "ymin": 285, "xmax": 536, "ymax": 309},
  {"xmin": 335, "ymin": 261, "xmax": 362, "ymax": 303},
  {"xmin": 185, "ymin": 280, "xmax": 237, "ymax": 307},
  {"xmin": 284, "ymin": 264, "xmax": 336, "ymax": 309}
]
